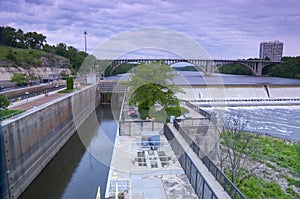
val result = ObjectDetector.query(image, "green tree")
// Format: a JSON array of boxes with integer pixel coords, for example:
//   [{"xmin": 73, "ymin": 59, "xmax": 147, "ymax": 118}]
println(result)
[
  {"xmin": 10, "ymin": 73, "xmax": 29, "ymax": 86},
  {"xmin": 0, "ymin": 95, "xmax": 10, "ymax": 110},
  {"xmin": 0, "ymin": 26, "xmax": 17, "ymax": 47},
  {"xmin": 66, "ymin": 76, "xmax": 74, "ymax": 90},
  {"xmin": 268, "ymin": 57, "xmax": 300, "ymax": 78},
  {"xmin": 219, "ymin": 63, "xmax": 252, "ymax": 75},
  {"xmin": 218, "ymin": 115, "xmax": 264, "ymax": 186},
  {"xmin": 124, "ymin": 62, "xmax": 184, "ymax": 120},
  {"xmin": 24, "ymin": 31, "xmax": 47, "ymax": 49}
]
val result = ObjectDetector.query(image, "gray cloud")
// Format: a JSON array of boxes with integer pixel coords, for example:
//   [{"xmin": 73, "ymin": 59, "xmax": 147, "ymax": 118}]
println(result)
[{"xmin": 0, "ymin": 0, "xmax": 299, "ymax": 58}]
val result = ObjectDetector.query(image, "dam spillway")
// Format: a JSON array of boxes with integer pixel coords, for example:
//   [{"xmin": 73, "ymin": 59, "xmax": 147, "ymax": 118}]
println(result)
[{"xmin": 175, "ymin": 84, "xmax": 300, "ymax": 107}]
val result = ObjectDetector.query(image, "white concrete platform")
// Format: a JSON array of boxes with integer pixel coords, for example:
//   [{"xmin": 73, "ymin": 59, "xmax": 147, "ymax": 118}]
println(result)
[{"xmin": 105, "ymin": 134, "xmax": 198, "ymax": 199}]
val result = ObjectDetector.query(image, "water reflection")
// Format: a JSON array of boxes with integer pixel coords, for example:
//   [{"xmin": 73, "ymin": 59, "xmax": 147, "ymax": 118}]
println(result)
[{"xmin": 19, "ymin": 104, "xmax": 116, "ymax": 199}]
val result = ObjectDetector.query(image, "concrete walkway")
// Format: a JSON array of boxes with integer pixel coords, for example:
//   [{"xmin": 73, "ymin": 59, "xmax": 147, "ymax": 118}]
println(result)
[{"xmin": 180, "ymin": 102, "xmax": 204, "ymax": 118}]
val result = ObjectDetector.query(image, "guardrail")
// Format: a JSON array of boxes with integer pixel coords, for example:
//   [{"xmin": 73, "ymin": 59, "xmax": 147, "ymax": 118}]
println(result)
[
  {"xmin": 119, "ymin": 120, "xmax": 165, "ymax": 136},
  {"xmin": 164, "ymin": 124, "xmax": 219, "ymax": 199},
  {"xmin": 173, "ymin": 120, "xmax": 246, "ymax": 199},
  {"xmin": 182, "ymin": 100, "xmax": 211, "ymax": 118}
]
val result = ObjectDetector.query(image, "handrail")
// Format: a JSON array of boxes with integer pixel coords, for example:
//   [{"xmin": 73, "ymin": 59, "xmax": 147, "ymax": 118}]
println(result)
[
  {"xmin": 173, "ymin": 120, "xmax": 246, "ymax": 199},
  {"xmin": 163, "ymin": 124, "xmax": 219, "ymax": 199},
  {"xmin": 181, "ymin": 100, "xmax": 211, "ymax": 119}
]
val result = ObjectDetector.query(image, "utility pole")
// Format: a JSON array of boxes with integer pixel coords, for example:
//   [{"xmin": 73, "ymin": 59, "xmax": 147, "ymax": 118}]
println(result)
[{"xmin": 83, "ymin": 31, "xmax": 87, "ymax": 53}]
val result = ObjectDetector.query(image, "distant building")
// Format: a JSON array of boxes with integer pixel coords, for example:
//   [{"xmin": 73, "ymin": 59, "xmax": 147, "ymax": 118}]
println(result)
[{"xmin": 259, "ymin": 40, "xmax": 283, "ymax": 61}]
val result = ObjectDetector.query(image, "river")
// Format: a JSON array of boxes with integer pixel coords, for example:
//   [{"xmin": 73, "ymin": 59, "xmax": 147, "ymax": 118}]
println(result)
[
  {"xmin": 203, "ymin": 106, "xmax": 300, "ymax": 142},
  {"xmin": 18, "ymin": 104, "xmax": 117, "ymax": 199}
]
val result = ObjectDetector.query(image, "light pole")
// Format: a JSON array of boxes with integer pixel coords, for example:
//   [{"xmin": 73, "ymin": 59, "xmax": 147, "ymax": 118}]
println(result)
[
  {"xmin": 25, "ymin": 92, "xmax": 29, "ymax": 103},
  {"xmin": 83, "ymin": 31, "xmax": 87, "ymax": 53}
]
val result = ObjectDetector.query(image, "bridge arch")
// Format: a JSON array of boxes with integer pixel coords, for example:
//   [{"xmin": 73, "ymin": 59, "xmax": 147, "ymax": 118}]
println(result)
[
  {"xmin": 108, "ymin": 59, "xmax": 211, "ymax": 76},
  {"xmin": 211, "ymin": 61, "xmax": 259, "ymax": 76}
]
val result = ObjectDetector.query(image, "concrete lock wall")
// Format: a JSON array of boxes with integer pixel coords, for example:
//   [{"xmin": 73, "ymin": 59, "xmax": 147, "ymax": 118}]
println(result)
[{"xmin": 1, "ymin": 85, "xmax": 100, "ymax": 199}]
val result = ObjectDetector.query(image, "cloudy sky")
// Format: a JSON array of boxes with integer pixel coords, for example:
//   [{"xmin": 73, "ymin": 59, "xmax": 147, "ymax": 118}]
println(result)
[{"xmin": 1, "ymin": 0, "xmax": 300, "ymax": 59}]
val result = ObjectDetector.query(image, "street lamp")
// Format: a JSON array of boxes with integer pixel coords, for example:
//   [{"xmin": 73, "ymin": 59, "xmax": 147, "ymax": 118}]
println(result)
[{"xmin": 83, "ymin": 31, "xmax": 87, "ymax": 53}]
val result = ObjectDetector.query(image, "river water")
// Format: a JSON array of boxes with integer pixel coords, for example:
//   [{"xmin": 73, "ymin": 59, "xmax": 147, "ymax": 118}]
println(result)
[
  {"xmin": 19, "ymin": 104, "xmax": 117, "ymax": 199},
  {"xmin": 203, "ymin": 106, "xmax": 300, "ymax": 142}
]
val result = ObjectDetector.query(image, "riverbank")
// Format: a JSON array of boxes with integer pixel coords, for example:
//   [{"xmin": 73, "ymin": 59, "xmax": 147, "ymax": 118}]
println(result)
[{"xmin": 219, "ymin": 132, "xmax": 300, "ymax": 198}]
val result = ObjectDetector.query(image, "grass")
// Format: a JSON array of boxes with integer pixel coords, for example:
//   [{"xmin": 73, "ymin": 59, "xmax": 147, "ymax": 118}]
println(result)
[
  {"xmin": 58, "ymin": 89, "xmax": 76, "ymax": 93},
  {"xmin": 58, "ymin": 88, "xmax": 81, "ymax": 93},
  {"xmin": 251, "ymin": 136, "xmax": 300, "ymax": 177},
  {"xmin": 221, "ymin": 132, "xmax": 300, "ymax": 198},
  {"xmin": 0, "ymin": 46, "xmax": 67, "ymax": 68},
  {"xmin": 239, "ymin": 176, "xmax": 295, "ymax": 199},
  {"xmin": 0, "ymin": 109, "xmax": 25, "ymax": 120}
]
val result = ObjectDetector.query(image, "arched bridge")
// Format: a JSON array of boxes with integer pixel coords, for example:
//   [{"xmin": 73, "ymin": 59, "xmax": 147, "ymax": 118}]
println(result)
[{"xmin": 102, "ymin": 58, "xmax": 281, "ymax": 76}]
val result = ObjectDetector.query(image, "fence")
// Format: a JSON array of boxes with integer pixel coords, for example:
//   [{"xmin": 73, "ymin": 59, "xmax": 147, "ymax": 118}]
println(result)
[
  {"xmin": 177, "ymin": 118, "xmax": 210, "ymax": 128},
  {"xmin": 164, "ymin": 124, "xmax": 218, "ymax": 199},
  {"xmin": 173, "ymin": 120, "xmax": 246, "ymax": 199},
  {"xmin": 119, "ymin": 120, "xmax": 165, "ymax": 136},
  {"xmin": 182, "ymin": 100, "xmax": 211, "ymax": 118}
]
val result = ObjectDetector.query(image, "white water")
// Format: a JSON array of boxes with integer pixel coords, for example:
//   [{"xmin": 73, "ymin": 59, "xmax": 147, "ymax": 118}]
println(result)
[{"xmin": 203, "ymin": 106, "xmax": 300, "ymax": 142}]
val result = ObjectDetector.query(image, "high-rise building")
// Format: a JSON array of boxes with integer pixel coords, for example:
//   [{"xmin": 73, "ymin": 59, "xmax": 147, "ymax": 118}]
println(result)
[{"xmin": 259, "ymin": 40, "xmax": 283, "ymax": 61}]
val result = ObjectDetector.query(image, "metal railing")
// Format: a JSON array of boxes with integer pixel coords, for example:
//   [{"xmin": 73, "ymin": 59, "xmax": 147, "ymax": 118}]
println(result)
[
  {"xmin": 119, "ymin": 120, "xmax": 164, "ymax": 136},
  {"xmin": 164, "ymin": 124, "xmax": 218, "ymax": 199},
  {"xmin": 173, "ymin": 120, "xmax": 246, "ymax": 199},
  {"xmin": 176, "ymin": 117, "xmax": 210, "ymax": 128},
  {"xmin": 182, "ymin": 100, "xmax": 211, "ymax": 118}
]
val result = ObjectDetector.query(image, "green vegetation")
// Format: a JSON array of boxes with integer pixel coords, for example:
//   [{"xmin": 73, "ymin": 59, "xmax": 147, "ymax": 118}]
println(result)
[
  {"xmin": 58, "ymin": 89, "xmax": 77, "ymax": 93},
  {"xmin": 10, "ymin": 73, "xmax": 29, "ymax": 86},
  {"xmin": 218, "ymin": 57, "xmax": 300, "ymax": 79},
  {"xmin": 251, "ymin": 136, "xmax": 300, "ymax": 177},
  {"xmin": 66, "ymin": 76, "xmax": 74, "ymax": 90},
  {"xmin": 218, "ymin": 63, "xmax": 252, "ymax": 75},
  {"xmin": 0, "ymin": 26, "xmax": 88, "ymax": 73},
  {"xmin": 220, "ymin": 126, "xmax": 300, "ymax": 198},
  {"xmin": 172, "ymin": 65, "xmax": 197, "ymax": 71},
  {"xmin": 239, "ymin": 176, "xmax": 295, "ymax": 199},
  {"xmin": 0, "ymin": 46, "xmax": 48, "ymax": 67},
  {"xmin": 0, "ymin": 109, "xmax": 25, "ymax": 120},
  {"xmin": 104, "ymin": 63, "xmax": 138, "ymax": 76},
  {"xmin": 0, "ymin": 95, "xmax": 10, "ymax": 109},
  {"xmin": 265, "ymin": 56, "xmax": 300, "ymax": 79},
  {"xmin": 124, "ymin": 62, "xmax": 185, "ymax": 120},
  {"xmin": 0, "ymin": 26, "xmax": 46, "ymax": 49}
]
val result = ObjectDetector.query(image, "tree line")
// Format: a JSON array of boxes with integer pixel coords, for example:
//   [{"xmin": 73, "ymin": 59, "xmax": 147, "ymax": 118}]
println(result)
[
  {"xmin": 0, "ymin": 26, "xmax": 88, "ymax": 71},
  {"xmin": 218, "ymin": 57, "xmax": 300, "ymax": 79}
]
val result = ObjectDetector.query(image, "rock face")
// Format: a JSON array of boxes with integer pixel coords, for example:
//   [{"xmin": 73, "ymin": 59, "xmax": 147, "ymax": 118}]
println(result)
[
  {"xmin": 0, "ymin": 66, "xmax": 71, "ymax": 81},
  {"xmin": 0, "ymin": 55, "xmax": 71, "ymax": 81}
]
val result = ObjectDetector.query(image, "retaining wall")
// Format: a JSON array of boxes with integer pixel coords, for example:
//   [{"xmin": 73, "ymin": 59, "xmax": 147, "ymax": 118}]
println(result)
[{"xmin": 0, "ymin": 85, "xmax": 100, "ymax": 199}]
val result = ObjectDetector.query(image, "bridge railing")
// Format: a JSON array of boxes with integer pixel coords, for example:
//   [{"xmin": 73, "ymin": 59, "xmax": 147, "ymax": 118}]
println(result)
[{"xmin": 173, "ymin": 120, "xmax": 246, "ymax": 199}]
